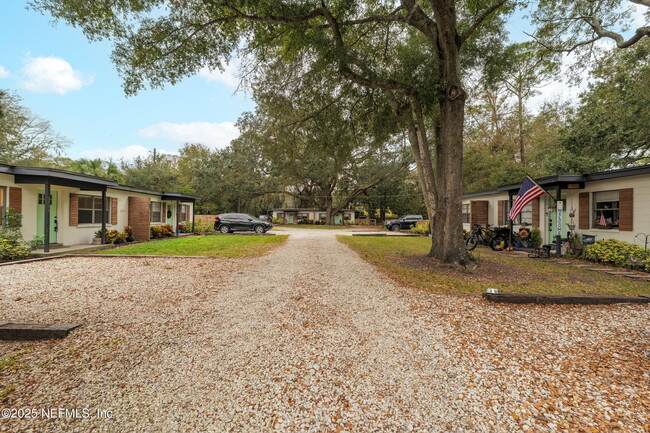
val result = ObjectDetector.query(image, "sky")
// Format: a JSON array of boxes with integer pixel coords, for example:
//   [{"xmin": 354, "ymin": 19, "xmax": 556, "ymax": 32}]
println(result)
[
  {"xmin": 0, "ymin": 2, "xmax": 253, "ymax": 161},
  {"xmin": 0, "ymin": 2, "xmax": 646, "ymax": 162}
]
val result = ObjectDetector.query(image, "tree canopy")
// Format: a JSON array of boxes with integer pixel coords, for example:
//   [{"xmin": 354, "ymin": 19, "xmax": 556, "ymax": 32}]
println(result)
[
  {"xmin": 0, "ymin": 90, "xmax": 69, "ymax": 166},
  {"xmin": 29, "ymin": 0, "xmax": 649, "ymax": 264}
]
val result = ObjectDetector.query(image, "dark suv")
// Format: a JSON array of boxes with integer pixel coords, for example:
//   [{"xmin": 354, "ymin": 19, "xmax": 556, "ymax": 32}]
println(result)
[
  {"xmin": 385, "ymin": 215, "xmax": 424, "ymax": 231},
  {"xmin": 214, "ymin": 213, "xmax": 273, "ymax": 234}
]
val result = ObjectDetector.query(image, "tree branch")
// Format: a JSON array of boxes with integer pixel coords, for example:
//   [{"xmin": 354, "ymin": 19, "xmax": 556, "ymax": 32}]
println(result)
[
  {"xmin": 460, "ymin": 0, "xmax": 508, "ymax": 44},
  {"xmin": 586, "ymin": 14, "xmax": 650, "ymax": 48}
]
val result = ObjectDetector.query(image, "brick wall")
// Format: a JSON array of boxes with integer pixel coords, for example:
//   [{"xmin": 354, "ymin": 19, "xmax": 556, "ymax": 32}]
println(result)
[{"xmin": 128, "ymin": 196, "xmax": 151, "ymax": 242}]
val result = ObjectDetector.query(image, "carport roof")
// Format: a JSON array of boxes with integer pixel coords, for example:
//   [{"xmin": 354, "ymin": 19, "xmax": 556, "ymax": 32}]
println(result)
[
  {"xmin": 0, "ymin": 163, "xmax": 198, "ymax": 200},
  {"xmin": 463, "ymin": 164, "xmax": 650, "ymax": 198}
]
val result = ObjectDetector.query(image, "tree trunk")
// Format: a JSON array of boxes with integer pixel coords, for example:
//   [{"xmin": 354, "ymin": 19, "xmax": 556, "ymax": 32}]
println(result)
[
  {"xmin": 379, "ymin": 208, "xmax": 386, "ymax": 224},
  {"xmin": 426, "ymin": 0, "xmax": 469, "ymax": 265},
  {"xmin": 429, "ymin": 93, "xmax": 467, "ymax": 264},
  {"xmin": 325, "ymin": 196, "xmax": 334, "ymax": 225},
  {"xmin": 517, "ymin": 93, "xmax": 525, "ymax": 165}
]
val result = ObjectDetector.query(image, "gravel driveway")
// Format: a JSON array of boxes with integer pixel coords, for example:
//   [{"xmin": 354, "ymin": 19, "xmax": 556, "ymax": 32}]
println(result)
[{"xmin": 0, "ymin": 228, "xmax": 648, "ymax": 432}]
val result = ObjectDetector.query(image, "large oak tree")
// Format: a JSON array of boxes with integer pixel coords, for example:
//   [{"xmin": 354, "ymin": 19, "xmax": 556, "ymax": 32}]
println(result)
[{"xmin": 31, "ymin": 0, "xmax": 648, "ymax": 264}]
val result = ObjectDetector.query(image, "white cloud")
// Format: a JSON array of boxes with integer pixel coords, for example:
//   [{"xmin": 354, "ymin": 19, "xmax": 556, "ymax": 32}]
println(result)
[
  {"xmin": 0, "ymin": 66, "xmax": 10, "ymax": 79},
  {"xmin": 199, "ymin": 60, "xmax": 240, "ymax": 88},
  {"xmin": 20, "ymin": 56, "xmax": 92, "ymax": 94},
  {"xmin": 137, "ymin": 121, "xmax": 240, "ymax": 149},
  {"xmin": 79, "ymin": 145, "xmax": 177, "ymax": 161}
]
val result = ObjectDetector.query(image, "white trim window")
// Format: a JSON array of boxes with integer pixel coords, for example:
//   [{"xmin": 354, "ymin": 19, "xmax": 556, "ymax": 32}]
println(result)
[
  {"xmin": 593, "ymin": 191, "xmax": 619, "ymax": 229},
  {"xmin": 150, "ymin": 201, "xmax": 163, "ymax": 223},
  {"xmin": 503, "ymin": 201, "xmax": 533, "ymax": 225},
  {"xmin": 78, "ymin": 195, "xmax": 110, "ymax": 224},
  {"xmin": 180, "ymin": 204, "xmax": 189, "ymax": 222}
]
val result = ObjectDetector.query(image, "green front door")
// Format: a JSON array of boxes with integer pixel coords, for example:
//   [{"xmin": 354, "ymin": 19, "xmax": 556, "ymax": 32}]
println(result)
[
  {"xmin": 37, "ymin": 190, "xmax": 58, "ymax": 243},
  {"xmin": 334, "ymin": 214, "xmax": 341, "ymax": 224},
  {"xmin": 548, "ymin": 197, "xmax": 567, "ymax": 243}
]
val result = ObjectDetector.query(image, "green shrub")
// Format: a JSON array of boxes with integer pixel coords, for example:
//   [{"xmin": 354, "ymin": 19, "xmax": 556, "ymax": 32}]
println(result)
[
  {"xmin": 96, "ymin": 227, "xmax": 133, "ymax": 244},
  {"xmin": 529, "ymin": 227, "xmax": 542, "ymax": 248},
  {"xmin": 124, "ymin": 226, "xmax": 135, "ymax": 242},
  {"xmin": 407, "ymin": 221, "xmax": 430, "ymax": 235},
  {"xmin": 26, "ymin": 235, "xmax": 44, "ymax": 250},
  {"xmin": 191, "ymin": 219, "xmax": 212, "ymax": 235},
  {"xmin": 0, "ymin": 227, "xmax": 32, "ymax": 261},
  {"xmin": 271, "ymin": 217, "xmax": 285, "ymax": 225},
  {"xmin": 584, "ymin": 239, "xmax": 650, "ymax": 271},
  {"xmin": 5, "ymin": 209, "xmax": 22, "ymax": 231},
  {"xmin": 298, "ymin": 218, "xmax": 314, "ymax": 225}
]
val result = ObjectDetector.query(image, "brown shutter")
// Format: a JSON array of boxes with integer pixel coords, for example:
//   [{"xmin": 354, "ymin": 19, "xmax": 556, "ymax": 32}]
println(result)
[
  {"xmin": 532, "ymin": 198, "xmax": 540, "ymax": 228},
  {"xmin": 9, "ymin": 187, "xmax": 22, "ymax": 214},
  {"xmin": 161, "ymin": 203, "xmax": 166, "ymax": 223},
  {"xmin": 579, "ymin": 192, "xmax": 590, "ymax": 230},
  {"xmin": 111, "ymin": 197, "xmax": 118, "ymax": 225},
  {"xmin": 470, "ymin": 200, "xmax": 489, "ymax": 226},
  {"xmin": 497, "ymin": 200, "xmax": 504, "ymax": 226},
  {"xmin": 69, "ymin": 193, "xmax": 78, "ymax": 226},
  {"xmin": 619, "ymin": 188, "xmax": 633, "ymax": 231}
]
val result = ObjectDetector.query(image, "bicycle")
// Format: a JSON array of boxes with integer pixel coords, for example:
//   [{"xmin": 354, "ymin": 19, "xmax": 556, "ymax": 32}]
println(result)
[{"xmin": 465, "ymin": 224, "xmax": 510, "ymax": 251}]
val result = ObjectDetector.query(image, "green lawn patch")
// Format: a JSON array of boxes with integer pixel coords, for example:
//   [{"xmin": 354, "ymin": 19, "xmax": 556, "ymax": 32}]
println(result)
[
  {"xmin": 338, "ymin": 236, "xmax": 650, "ymax": 296},
  {"xmin": 275, "ymin": 224, "xmax": 353, "ymax": 230},
  {"xmin": 101, "ymin": 234, "xmax": 288, "ymax": 258}
]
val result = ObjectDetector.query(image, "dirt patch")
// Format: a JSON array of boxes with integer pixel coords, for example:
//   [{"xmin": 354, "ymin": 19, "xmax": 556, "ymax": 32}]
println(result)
[{"xmin": 390, "ymin": 254, "xmax": 549, "ymax": 284}]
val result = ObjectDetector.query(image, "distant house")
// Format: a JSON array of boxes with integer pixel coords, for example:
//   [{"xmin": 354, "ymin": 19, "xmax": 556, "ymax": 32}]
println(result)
[
  {"xmin": 0, "ymin": 163, "xmax": 198, "ymax": 252},
  {"xmin": 271, "ymin": 208, "xmax": 355, "ymax": 224},
  {"xmin": 462, "ymin": 165, "xmax": 650, "ymax": 245}
]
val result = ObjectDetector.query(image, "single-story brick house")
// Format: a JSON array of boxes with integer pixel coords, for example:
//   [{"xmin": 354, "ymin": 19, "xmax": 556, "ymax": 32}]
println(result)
[
  {"xmin": 271, "ymin": 208, "xmax": 356, "ymax": 224},
  {"xmin": 462, "ymin": 165, "xmax": 650, "ymax": 245},
  {"xmin": 0, "ymin": 163, "xmax": 198, "ymax": 252}
]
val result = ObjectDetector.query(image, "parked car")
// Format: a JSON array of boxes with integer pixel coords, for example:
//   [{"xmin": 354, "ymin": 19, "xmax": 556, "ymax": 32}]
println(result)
[
  {"xmin": 214, "ymin": 213, "xmax": 273, "ymax": 234},
  {"xmin": 385, "ymin": 215, "xmax": 424, "ymax": 231}
]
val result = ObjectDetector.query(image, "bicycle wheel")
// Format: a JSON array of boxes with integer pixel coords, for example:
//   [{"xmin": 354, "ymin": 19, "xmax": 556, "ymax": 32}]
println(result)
[
  {"xmin": 465, "ymin": 235, "xmax": 478, "ymax": 251},
  {"xmin": 490, "ymin": 234, "xmax": 507, "ymax": 251}
]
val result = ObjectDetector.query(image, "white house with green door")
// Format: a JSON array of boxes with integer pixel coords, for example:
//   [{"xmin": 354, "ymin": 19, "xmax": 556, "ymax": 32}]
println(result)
[
  {"xmin": 461, "ymin": 165, "xmax": 650, "ymax": 246},
  {"xmin": 0, "ymin": 163, "xmax": 198, "ymax": 252}
]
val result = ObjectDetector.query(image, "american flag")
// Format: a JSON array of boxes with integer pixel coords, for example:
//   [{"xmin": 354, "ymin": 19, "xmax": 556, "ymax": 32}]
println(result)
[
  {"xmin": 599, "ymin": 211, "xmax": 606, "ymax": 227},
  {"xmin": 508, "ymin": 176, "xmax": 546, "ymax": 221}
]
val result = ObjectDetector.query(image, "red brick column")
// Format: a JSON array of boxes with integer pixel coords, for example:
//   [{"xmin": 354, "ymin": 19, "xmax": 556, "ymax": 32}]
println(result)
[{"xmin": 128, "ymin": 197, "xmax": 151, "ymax": 242}]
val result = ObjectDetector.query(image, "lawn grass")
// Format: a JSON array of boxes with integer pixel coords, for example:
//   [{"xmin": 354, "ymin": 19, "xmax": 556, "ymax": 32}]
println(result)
[
  {"xmin": 101, "ymin": 234, "xmax": 288, "ymax": 258},
  {"xmin": 338, "ymin": 236, "xmax": 650, "ymax": 296},
  {"xmin": 275, "ymin": 224, "xmax": 356, "ymax": 230}
]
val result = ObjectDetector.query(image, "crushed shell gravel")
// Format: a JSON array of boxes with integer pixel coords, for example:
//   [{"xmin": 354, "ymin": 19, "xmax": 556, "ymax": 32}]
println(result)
[{"xmin": 0, "ymin": 228, "xmax": 648, "ymax": 432}]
